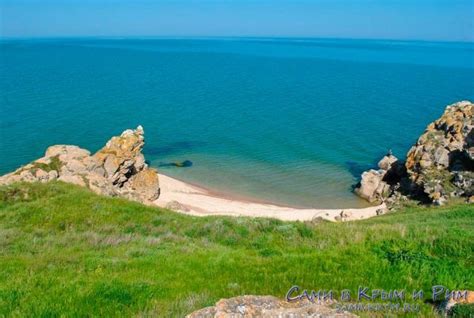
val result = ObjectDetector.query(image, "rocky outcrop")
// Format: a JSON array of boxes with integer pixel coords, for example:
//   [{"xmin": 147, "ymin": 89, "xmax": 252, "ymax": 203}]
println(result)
[
  {"xmin": 405, "ymin": 101, "xmax": 473, "ymax": 204},
  {"xmin": 0, "ymin": 126, "xmax": 160, "ymax": 204},
  {"xmin": 186, "ymin": 295, "xmax": 357, "ymax": 318},
  {"xmin": 356, "ymin": 101, "xmax": 474, "ymax": 206},
  {"xmin": 354, "ymin": 153, "xmax": 401, "ymax": 203}
]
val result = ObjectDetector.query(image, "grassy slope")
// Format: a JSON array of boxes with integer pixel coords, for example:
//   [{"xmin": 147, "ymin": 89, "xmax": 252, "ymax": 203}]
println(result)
[{"xmin": 0, "ymin": 182, "xmax": 473, "ymax": 317}]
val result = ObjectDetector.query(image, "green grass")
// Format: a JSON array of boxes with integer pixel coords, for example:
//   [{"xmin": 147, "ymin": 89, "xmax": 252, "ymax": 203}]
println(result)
[
  {"xmin": 32, "ymin": 155, "xmax": 63, "ymax": 173},
  {"xmin": 0, "ymin": 182, "xmax": 473, "ymax": 317},
  {"xmin": 14, "ymin": 156, "xmax": 63, "ymax": 176},
  {"xmin": 450, "ymin": 303, "xmax": 474, "ymax": 317}
]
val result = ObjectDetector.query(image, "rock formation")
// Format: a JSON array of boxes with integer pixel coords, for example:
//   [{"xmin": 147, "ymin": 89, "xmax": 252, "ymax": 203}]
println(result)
[
  {"xmin": 405, "ymin": 101, "xmax": 473, "ymax": 204},
  {"xmin": 356, "ymin": 101, "xmax": 474, "ymax": 206},
  {"xmin": 354, "ymin": 153, "xmax": 402, "ymax": 203},
  {"xmin": 186, "ymin": 295, "xmax": 357, "ymax": 318},
  {"xmin": 0, "ymin": 126, "xmax": 160, "ymax": 204}
]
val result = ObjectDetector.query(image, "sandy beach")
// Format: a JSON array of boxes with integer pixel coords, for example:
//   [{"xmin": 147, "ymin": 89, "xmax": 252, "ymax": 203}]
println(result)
[{"xmin": 154, "ymin": 173, "xmax": 386, "ymax": 222}]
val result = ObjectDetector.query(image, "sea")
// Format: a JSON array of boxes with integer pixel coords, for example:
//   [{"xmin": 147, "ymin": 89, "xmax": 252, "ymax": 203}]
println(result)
[{"xmin": 1, "ymin": 37, "xmax": 473, "ymax": 208}]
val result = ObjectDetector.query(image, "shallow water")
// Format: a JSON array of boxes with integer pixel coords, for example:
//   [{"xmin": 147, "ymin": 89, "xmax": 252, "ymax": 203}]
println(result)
[{"xmin": 1, "ymin": 38, "xmax": 473, "ymax": 208}]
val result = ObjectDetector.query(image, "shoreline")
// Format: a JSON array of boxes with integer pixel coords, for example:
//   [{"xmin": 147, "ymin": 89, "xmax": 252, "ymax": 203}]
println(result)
[
  {"xmin": 154, "ymin": 173, "xmax": 387, "ymax": 222},
  {"xmin": 155, "ymin": 171, "xmax": 314, "ymax": 208}
]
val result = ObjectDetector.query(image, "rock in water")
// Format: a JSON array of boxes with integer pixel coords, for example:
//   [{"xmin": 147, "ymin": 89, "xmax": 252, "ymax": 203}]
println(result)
[
  {"xmin": 0, "ymin": 126, "xmax": 160, "ymax": 204},
  {"xmin": 354, "ymin": 169, "xmax": 389, "ymax": 203},
  {"xmin": 355, "ymin": 101, "xmax": 474, "ymax": 206},
  {"xmin": 354, "ymin": 153, "xmax": 401, "ymax": 204},
  {"xmin": 378, "ymin": 154, "xmax": 398, "ymax": 171},
  {"xmin": 186, "ymin": 295, "xmax": 358, "ymax": 318},
  {"xmin": 172, "ymin": 160, "xmax": 193, "ymax": 167}
]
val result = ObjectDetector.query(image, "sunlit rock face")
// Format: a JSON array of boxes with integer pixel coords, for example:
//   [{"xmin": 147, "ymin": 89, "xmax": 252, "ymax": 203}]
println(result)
[
  {"xmin": 405, "ymin": 101, "xmax": 473, "ymax": 204},
  {"xmin": 356, "ymin": 101, "xmax": 474, "ymax": 206},
  {"xmin": 0, "ymin": 126, "xmax": 160, "ymax": 204}
]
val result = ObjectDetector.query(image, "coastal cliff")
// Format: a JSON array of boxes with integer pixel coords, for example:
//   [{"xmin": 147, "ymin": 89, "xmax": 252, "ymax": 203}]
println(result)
[
  {"xmin": 356, "ymin": 101, "xmax": 474, "ymax": 206},
  {"xmin": 0, "ymin": 126, "xmax": 160, "ymax": 204}
]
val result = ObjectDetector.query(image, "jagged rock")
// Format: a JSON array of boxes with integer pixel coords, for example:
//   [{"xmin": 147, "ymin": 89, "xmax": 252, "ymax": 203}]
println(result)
[
  {"xmin": 0, "ymin": 126, "xmax": 160, "ymax": 205},
  {"xmin": 405, "ymin": 101, "xmax": 473, "ymax": 201},
  {"xmin": 354, "ymin": 162, "xmax": 396, "ymax": 204},
  {"xmin": 378, "ymin": 154, "xmax": 398, "ymax": 170},
  {"xmin": 94, "ymin": 125, "xmax": 147, "ymax": 187},
  {"xmin": 452, "ymin": 171, "xmax": 474, "ymax": 197},
  {"xmin": 356, "ymin": 101, "xmax": 473, "ymax": 206},
  {"xmin": 123, "ymin": 169, "xmax": 160, "ymax": 203},
  {"xmin": 354, "ymin": 169, "xmax": 386, "ymax": 203},
  {"xmin": 86, "ymin": 173, "xmax": 116, "ymax": 197},
  {"xmin": 186, "ymin": 295, "xmax": 357, "ymax": 318},
  {"xmin": 355, "ymin": 153, "xmax": 404, "ymax": 204}
]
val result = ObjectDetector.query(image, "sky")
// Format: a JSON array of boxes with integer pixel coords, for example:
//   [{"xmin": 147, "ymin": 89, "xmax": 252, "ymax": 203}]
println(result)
[{"xmin": 1, "ymin": 0, "xmax": 473, "ymax": 41}]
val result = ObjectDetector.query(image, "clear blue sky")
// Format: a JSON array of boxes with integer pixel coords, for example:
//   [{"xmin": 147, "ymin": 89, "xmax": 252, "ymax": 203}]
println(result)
[{"xmin": 1, "ymin": 0, "xmax": 473, "ymax": 41}]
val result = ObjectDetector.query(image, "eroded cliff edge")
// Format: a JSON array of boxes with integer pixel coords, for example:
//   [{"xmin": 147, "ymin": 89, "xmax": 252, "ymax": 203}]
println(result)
[
  {"xmin": 355, "ymin": 101, "xmax": 473, "ymax": 206},
  {"xmin": 0, "ymin": 126, "xmax": 160, "ymax": 204}
]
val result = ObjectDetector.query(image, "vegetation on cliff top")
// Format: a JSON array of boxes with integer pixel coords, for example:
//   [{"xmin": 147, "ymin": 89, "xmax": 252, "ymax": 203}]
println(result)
[{"xmin": 0, "ymin": 182, "xmax": 473, "ymax": 317}]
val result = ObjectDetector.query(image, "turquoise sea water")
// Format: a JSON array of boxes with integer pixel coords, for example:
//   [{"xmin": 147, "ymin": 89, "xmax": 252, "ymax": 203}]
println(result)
[{"xmin": 1, "ymin": 38, "xmax": 473, "ymax": 208}]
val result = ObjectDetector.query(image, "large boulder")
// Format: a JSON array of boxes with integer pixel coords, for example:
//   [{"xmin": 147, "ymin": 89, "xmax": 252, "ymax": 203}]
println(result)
[
  {"xmin": 378, "ymin": 154, "xmax": 398, "ymax": 171},
  {"xmin": 186, "ymin": 295, "xmax": 357, "ymax": 318},
  {"xmin": 94, "ymin": 126, "xmax": 146, "ymax": 186},
  {"xmin": 120, "ymin": 169, "xmax": 160, "ymax": 202},
  {"xmin": 354, "ymin": 154, "xmax": 401, "ymax": 204},
  {"xmin": 0, "ymin": 126, "xmax": 160, "ymax": 204},
  {"xmin": 355, "ymin": 169, "xmax": 389, "ymax": 203}
]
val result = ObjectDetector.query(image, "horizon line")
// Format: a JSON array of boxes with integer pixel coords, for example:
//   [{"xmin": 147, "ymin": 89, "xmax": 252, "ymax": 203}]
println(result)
[{"xmin": 1, "ymin": 35, "xmax": 473, "ymax": 44}]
